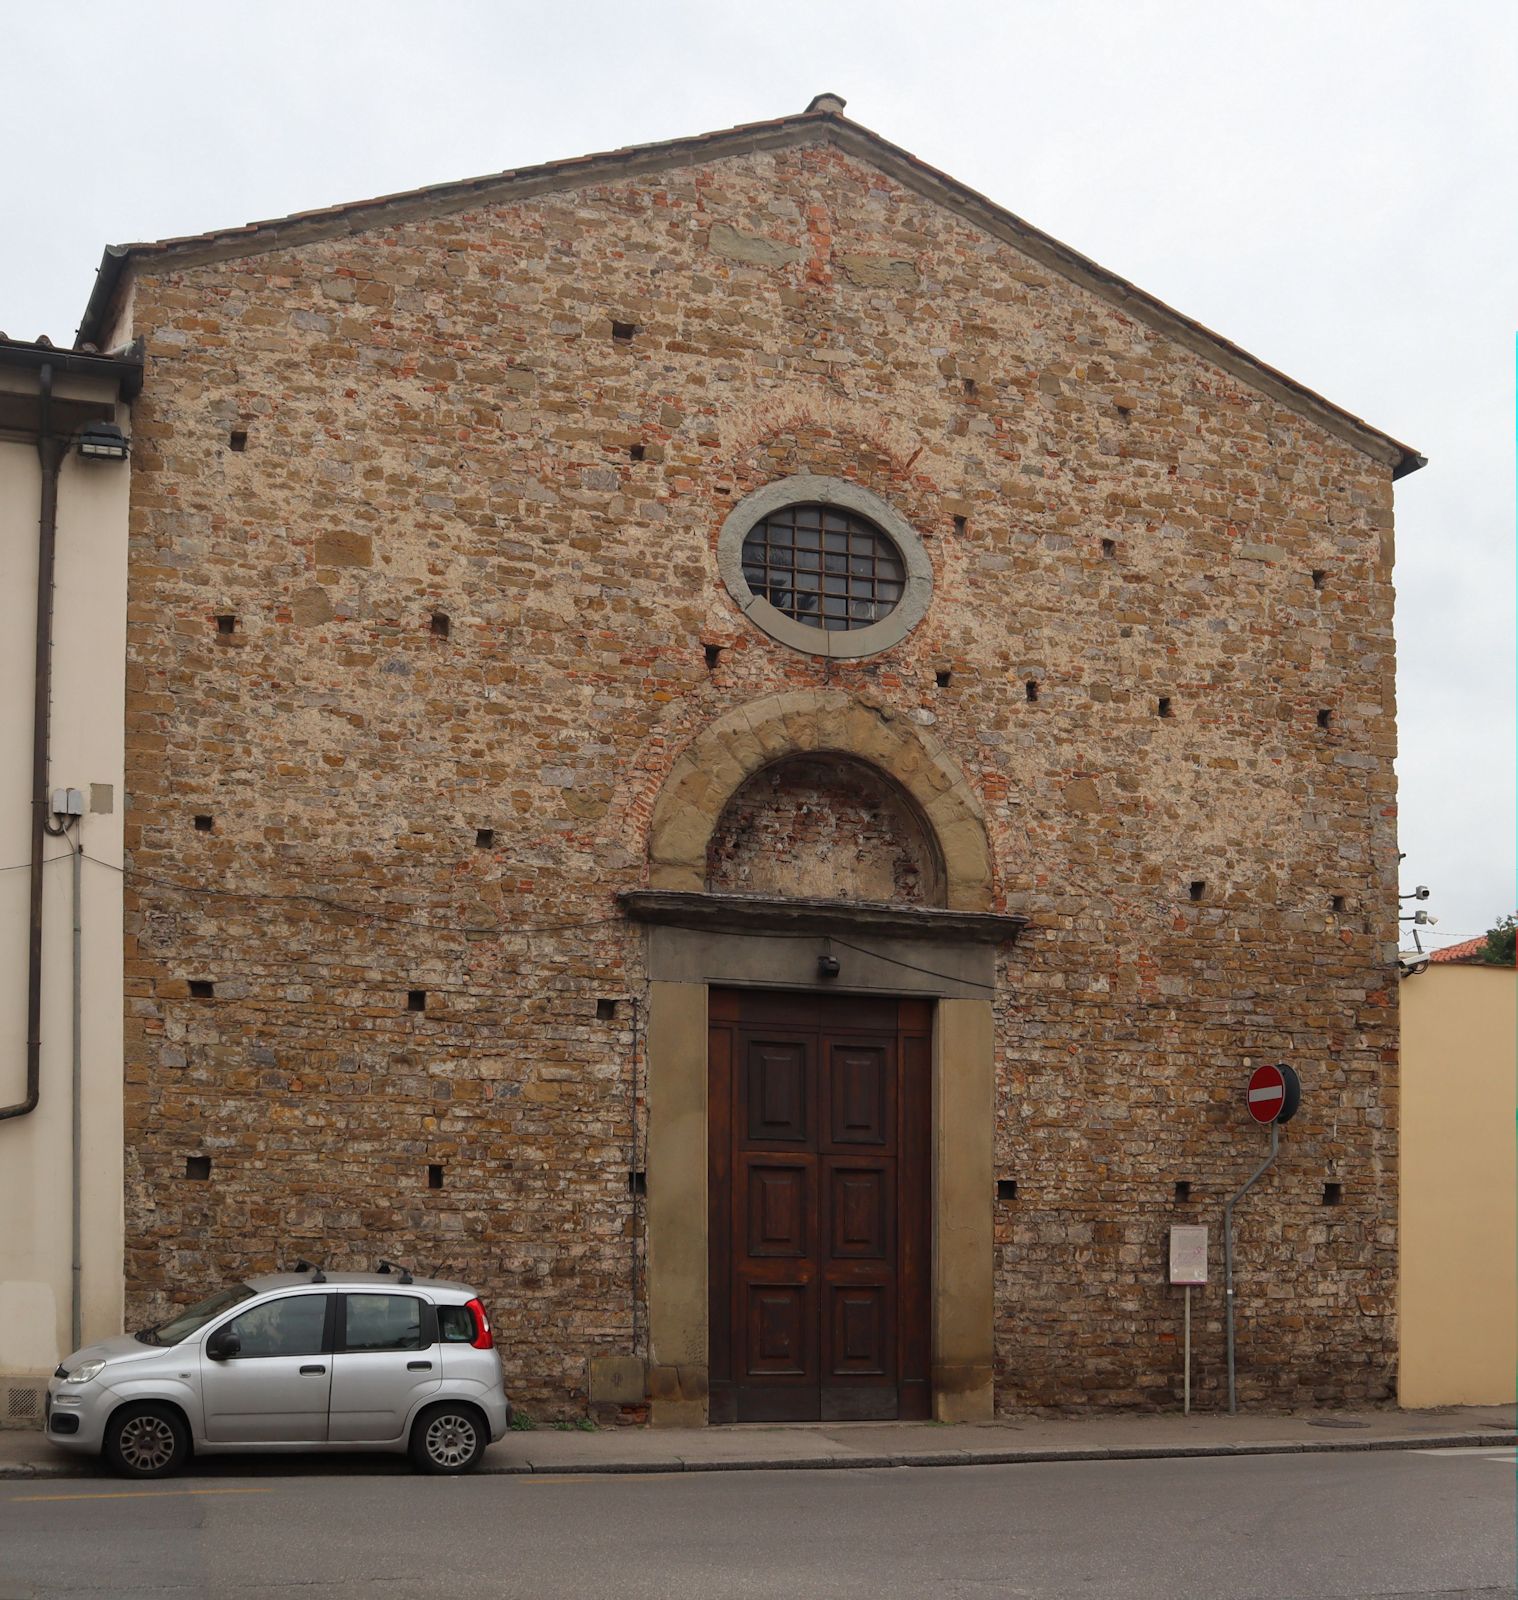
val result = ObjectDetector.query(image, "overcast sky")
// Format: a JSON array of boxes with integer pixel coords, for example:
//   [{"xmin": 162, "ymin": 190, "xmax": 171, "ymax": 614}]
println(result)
[{"xmin": 3, "ymin": 0, "xmax": 1512, "ymax": 948}]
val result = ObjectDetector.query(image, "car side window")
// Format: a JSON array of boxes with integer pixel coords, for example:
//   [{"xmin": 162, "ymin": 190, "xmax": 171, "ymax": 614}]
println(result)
[
  {"xmin": 223, "ymin": 1295, "xmax": 328, "ymax": 1359},
  {"xmin": 437, "ymin": 1305, "xmax": 475, "ymax": 1343},
  {"xmin": 344, "ymin": 1294, "xmax": 425, "ymax": 1352}
]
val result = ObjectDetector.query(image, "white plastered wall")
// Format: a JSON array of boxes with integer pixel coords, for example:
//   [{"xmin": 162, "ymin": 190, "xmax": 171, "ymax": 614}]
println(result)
[{"xmin": 0, "ymin": 370, "xmax": 128, "ymax": 1417}]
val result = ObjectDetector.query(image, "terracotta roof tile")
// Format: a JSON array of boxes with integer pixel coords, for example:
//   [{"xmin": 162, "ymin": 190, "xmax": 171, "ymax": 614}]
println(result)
[{"xmin": 1429, "ymin": 936, "xmax": 1506, "ymax": 965}]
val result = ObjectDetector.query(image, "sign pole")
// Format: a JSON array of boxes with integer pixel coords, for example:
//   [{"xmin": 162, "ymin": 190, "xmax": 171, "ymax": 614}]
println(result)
[
  {"xmin": 1225, "ymin": 1062, "xmax": 1301, "ymax": 1415},
  {"xmin": 1224, "ymin": 1121, "xmax": 1279, "ymax": 1416},
  {"xmin": 1184, "ymin": 1285, "xmax": 1191, "ymax": 1416},
  {"xmin": 1168, "ymin": 1223, "xmax": 1207, "ymax": 1414}
]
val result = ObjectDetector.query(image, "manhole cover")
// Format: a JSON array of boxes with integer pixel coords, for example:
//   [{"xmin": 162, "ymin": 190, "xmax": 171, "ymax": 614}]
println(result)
[{"xmin": 1308, "ymin": 1418, "xmax": 1369, "ymax": 1429}]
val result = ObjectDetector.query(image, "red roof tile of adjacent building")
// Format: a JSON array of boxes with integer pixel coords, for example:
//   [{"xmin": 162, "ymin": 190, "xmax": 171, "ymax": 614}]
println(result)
[{"xmin": 1429, "ymin": 936, "xmax": 1500, "ymax": 964}]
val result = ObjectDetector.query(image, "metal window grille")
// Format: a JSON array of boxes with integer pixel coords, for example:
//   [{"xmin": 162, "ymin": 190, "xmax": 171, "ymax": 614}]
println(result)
[{"xmin": 740, "ymin": 504, "xmax": 906, "ymax": 631}]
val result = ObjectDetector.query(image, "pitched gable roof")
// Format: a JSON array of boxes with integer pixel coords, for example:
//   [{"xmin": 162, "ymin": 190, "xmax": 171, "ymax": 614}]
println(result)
[{"xmin": 76, "ymin": 97, "xmax": 1422, "ymax": 478}]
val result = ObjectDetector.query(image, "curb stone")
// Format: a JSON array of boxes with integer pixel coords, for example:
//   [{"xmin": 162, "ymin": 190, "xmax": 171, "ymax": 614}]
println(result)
[{"xmin": 3, "ymin": 1431, "xmax": 1512, "ymax": 1482}]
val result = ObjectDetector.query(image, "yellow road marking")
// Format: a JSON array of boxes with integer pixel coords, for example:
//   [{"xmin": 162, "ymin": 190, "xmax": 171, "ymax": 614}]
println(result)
[{"xmin": 11, "ymin": 1486, "xmax": 276, "ymax": 1503}]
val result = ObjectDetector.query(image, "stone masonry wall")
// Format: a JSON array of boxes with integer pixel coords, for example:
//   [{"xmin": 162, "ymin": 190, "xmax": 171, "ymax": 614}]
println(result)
[
  {"xmin": 707, "ymin": 755, "xmax": 939, "ymax": 903},
  {"xmin": 116, "ymin": 137, "xmax": 1400, "ymax": 1415}
]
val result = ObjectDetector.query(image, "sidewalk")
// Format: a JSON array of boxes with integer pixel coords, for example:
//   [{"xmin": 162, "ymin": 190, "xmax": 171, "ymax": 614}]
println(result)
[{"xmin": 2, "ymin": 1405, "xmax": 1512, "ymax": 1479}]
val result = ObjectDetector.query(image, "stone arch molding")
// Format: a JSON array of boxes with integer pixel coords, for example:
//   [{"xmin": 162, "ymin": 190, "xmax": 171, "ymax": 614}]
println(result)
[{"xmin": 647, "ymin": 691, "xmax": 994, "ymax": 912}]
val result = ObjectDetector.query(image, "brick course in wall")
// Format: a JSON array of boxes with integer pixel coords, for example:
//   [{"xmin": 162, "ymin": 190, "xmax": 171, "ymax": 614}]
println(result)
[{"xmin": 107, "ymin": 119, "xmax": 1403, "ymax": 1416}]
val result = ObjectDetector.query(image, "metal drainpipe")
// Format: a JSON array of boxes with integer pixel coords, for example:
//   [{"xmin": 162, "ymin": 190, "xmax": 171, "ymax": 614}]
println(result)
[
  {"xmin": 1, "ymin": 362, "xmax": 64, "ymax": 1123},
  {"xmin": 69, "ymin": 825, "xmax": 83, "ymax": 1351},
  {"xmin": 1224, "ymin": 1121, "xmax": 1279, "ymax": 1415}
]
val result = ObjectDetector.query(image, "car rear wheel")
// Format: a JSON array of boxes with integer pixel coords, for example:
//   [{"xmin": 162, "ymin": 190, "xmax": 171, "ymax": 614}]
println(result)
[
  {"xmin": 104, "ymin": 1403, "xmax": 190, "ymax": 1479},
  {"xmin": 409, "ymin": 1402, "xmax": 487, "ymax": 1475}
]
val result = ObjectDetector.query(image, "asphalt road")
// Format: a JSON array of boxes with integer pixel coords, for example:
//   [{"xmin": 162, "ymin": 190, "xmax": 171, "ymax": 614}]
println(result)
[{"xmin": 1, "ymin": 1448, "xmax": 1513, "ymax": 1599}]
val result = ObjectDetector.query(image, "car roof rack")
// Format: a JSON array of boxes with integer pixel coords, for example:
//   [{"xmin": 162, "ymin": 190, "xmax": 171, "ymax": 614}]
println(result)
[
  {"xmin": 376, "ymin": 1259, "xmax": 415, "ymax": 1285},
  {"xmin": 292, "ymin": 1258, "xmax": 328, "ymax": 1284}
]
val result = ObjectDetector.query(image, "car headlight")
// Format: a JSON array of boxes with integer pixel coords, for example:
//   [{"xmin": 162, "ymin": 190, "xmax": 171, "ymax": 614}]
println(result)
[{"xmin": 67, "ymin": 1360, "xmax": 107, "ymax": 1383}]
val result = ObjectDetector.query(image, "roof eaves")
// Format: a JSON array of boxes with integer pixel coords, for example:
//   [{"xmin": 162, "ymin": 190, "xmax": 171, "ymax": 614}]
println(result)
[
  {"xmin": 74, "ymin": 107, "xmax": 832, "ymax": 348},
  {"xmin": 0, "ymin": 332, "xmax": 143, "ymax": 398},
  {"xmin": 1429, "ymin": 936, "xmax": 1508, "ymax": 966},
  {"xmin": 819, "ymin": 119, "xmax": 1423, "ymax": 478},
  {"xmin": 73, "ymin": 105, "xmax": 1422, "ymax": 476}
]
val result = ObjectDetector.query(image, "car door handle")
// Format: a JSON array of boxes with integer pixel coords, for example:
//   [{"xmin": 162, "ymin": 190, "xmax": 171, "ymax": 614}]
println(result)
[
  {"xmin": 407, "ymin": 1361, "xmax": 433, "ymax": 1371},
  {"xmin": 299, "ymin": 1364, "xmax": 326, "ymax": 1375}
]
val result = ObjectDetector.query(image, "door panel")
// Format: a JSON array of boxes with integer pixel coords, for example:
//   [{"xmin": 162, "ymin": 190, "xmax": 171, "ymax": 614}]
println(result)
[
  {"xmin": 709, "ymin": 991, "xmax": 930, "ymax": 1424},
  {"xmin": 744, "ymin": 1160, "xmax": 812, "ymax": 1258},
  {"xmin": 826, "ymin": 1161, "xmax": 893, "ymax": 1260},
  {"xmin": 827, "ymin": 1042, "xmax": 891, "ymax": 1147},
  {"xmin": 826, "ymin": 1284, "xmax": 890, "ymax": 1375},
  {"xmin": 329, "ymin": 1293, "xmax": 441, "ymax": 1442},
  {"xmin": 199, "ymin": 1357, "xmax": 333, "ymax": 1444},
  {"xmin": 328, "ymin": 1349, "xmax": 441, "ymax": 1442},
  {"xmin": 744, "ymin": 1283, "xmax": 814, "ymax": 1378},
  {"xmin": 199, "ymin": 1293, "xmax": 332, "ymax": 1444},
  {"xmin": 743, "ymin": 1037, "xmax": 811, "ymax": 1143}
]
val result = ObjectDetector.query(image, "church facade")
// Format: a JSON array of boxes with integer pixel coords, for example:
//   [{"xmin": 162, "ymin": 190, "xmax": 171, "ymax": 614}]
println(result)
[{"xmin": 79, "ymin": 98, "xmax": 1419, "ymax": 1421}]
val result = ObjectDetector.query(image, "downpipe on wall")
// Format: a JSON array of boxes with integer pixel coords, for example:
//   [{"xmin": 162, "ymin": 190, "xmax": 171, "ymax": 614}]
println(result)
[
  {"xmin": 1, "ymin": 363, "xmax": 63, "ymax": 1125},
  {"xmin": 36, "ymin": 803, "xmax": 83, "ymax": 1353},
  {"xmin": 67, "ymin": 821, "xmax": 83, "ymax": 1352},
  {"xmin": 1224, "ymin": 1121, "xmax": 1279, "ymax": 1415}
]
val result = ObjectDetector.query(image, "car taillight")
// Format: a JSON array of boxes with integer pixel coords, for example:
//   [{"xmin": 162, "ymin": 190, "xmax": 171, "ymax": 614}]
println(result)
[{"xmin": 466, "ymin": 1297, "xmax": 494, "ymax": 1349}]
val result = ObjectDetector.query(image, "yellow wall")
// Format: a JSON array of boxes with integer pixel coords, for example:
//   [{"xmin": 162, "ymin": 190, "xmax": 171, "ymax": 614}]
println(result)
[{"xmin": 1399, "ymin": 962, "xmax": 1516, "ymax": 1407}]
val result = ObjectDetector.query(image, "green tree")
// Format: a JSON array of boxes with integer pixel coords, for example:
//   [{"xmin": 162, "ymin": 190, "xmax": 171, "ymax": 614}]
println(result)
[{"xmin": 1479, "ymin": 913, "xmax": 1516, "ymax": 965}]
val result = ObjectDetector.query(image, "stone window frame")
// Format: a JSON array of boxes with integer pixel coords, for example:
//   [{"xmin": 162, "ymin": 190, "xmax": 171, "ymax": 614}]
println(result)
[{"xmin": 716, "ymin": 475, "xmax": 933, "ymax": 659}]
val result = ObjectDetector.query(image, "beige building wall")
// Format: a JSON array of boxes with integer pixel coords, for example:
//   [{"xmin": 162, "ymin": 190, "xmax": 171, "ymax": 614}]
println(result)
[
  {"xmin": 1399, "ymin": 962, "xmax": 1517, "ymax": 1407},
  {"xmin": 0, "ymin": 366, "xmax": 130, "ymax": 1420}
]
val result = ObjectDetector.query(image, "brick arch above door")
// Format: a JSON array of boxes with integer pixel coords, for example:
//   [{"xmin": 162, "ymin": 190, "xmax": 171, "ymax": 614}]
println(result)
[{"xmin": 646, "ymin": 691, "xmax": 994, "ymax": 912}]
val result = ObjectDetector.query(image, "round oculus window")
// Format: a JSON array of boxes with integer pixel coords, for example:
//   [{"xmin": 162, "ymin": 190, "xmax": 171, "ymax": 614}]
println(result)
[
  {"xmin": 716, "ymin": 475, "xmax": 933, "ymax": 659},
  {"xmin": 740, "ymin": 504, "xmax": 905, "ymax": 633}
]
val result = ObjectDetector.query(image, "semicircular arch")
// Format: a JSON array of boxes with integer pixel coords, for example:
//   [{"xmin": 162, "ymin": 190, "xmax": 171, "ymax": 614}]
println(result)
[{"xmin": 647, "ymin": 691, "xmax": 994, "ymax": 912}]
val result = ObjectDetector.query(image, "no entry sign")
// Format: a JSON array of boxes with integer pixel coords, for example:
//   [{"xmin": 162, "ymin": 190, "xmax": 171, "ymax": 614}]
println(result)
[{"xmin": 1246, "ymin": 1062, "xmax": 1301, "ymax": 1124}]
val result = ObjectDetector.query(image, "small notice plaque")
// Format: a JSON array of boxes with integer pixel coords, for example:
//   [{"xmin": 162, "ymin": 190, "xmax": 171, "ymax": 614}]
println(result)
[{"xmin": 1169, "ymin": 1224, "xmax": 1208, "ymax": 1286}]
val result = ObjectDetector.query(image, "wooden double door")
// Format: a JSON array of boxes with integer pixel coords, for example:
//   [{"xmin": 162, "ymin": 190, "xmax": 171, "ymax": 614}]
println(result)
[{"xmin": 708, "ymin": 989, "xmax": 932, "ymax": 1423}]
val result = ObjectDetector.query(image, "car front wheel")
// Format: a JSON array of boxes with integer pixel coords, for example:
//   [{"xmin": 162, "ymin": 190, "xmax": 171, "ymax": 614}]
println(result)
[
  {"xmin": 409, "ymin": 1402, "xmax": 487, "ymax": 1475},
  {"xmin": 104, "ymin": 1402, "xmax": 191, "ymax": 1479}
]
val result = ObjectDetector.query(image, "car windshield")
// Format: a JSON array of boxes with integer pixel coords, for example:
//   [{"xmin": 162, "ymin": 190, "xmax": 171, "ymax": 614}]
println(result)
[{"xmin": 138, "ymin": 1285, "xmax": 256, "ymax": 1346}]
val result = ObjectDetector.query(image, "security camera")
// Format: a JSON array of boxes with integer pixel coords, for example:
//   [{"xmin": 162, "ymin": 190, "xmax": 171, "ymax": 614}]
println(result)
[
  {"xmin": 1414, "ymin": 885, "xmax": 1430, "ymax": 901},
  {"xmin": 1398, "ymin": 951, "xmax": 1430, "ymax": 976},
  {"xmin": 1414, "ymin": 910, "xmax": 1438, "ymax": 926}
]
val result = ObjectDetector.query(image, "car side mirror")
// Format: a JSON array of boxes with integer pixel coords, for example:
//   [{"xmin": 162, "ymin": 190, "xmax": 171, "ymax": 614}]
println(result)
[{"xmin": 207, "ymin": 1329, "xmax": 241, "ymax": 1361}]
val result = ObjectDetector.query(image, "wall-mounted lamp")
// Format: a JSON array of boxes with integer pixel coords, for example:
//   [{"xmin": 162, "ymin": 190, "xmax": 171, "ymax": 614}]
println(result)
[{"xmin": 75, "ymin": 421, "xmax": 130, "ymax": 461}]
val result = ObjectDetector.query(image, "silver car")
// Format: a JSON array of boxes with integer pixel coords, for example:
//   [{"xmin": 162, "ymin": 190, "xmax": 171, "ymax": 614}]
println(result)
[{"xmin": 45, "ymin": 1266, "xmax": 511, "ymax": 1477}]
